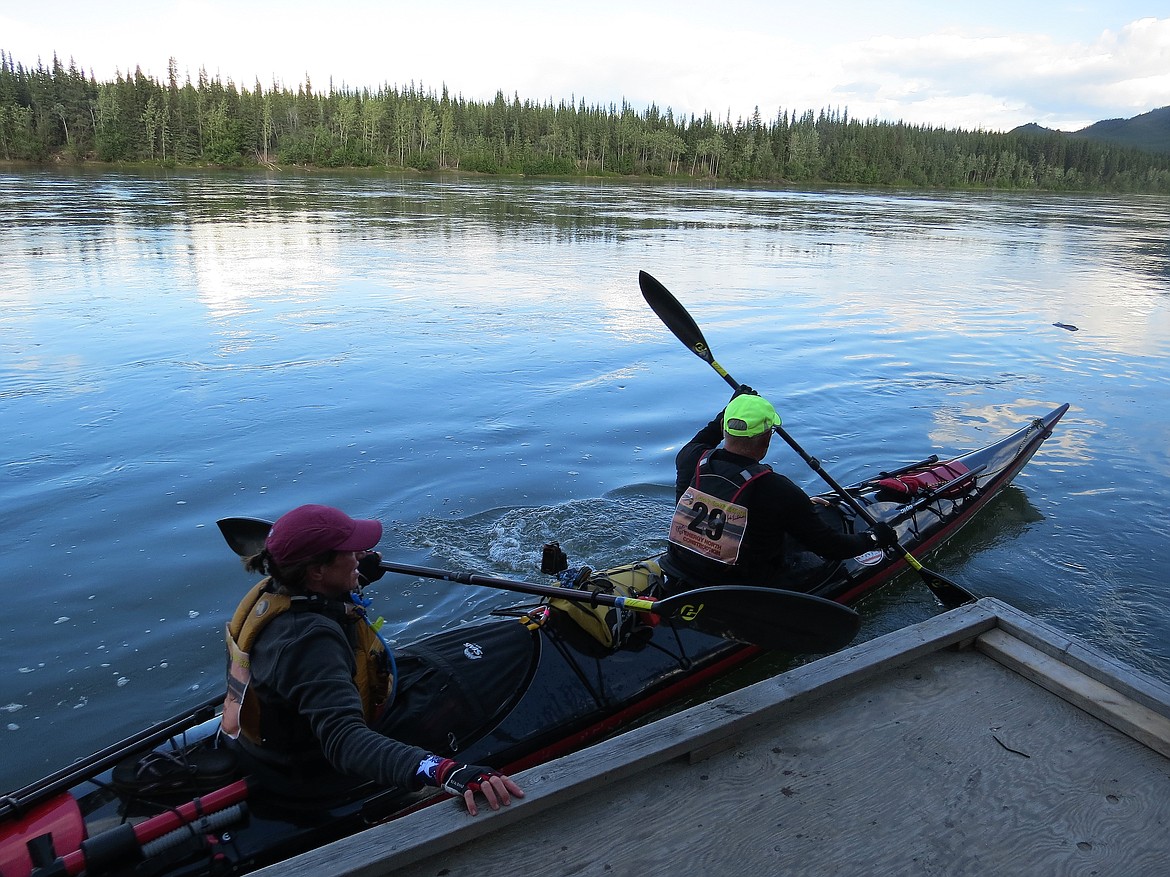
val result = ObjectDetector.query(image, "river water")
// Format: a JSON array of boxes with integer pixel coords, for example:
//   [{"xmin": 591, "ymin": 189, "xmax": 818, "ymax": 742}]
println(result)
[{"xmin": 1, "ymin": 169, "xmax": 1168, "ymax": 792}]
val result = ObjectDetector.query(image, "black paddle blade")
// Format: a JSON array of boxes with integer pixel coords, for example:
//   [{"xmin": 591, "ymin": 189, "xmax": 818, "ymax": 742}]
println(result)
[
  {"xmin": 639, "ymin": 270, "xmax": 740, "ymax": 390},
  {"xmin": 658, "ymin": 586, "xmax": 861, "ymax": 654},
  {"xmin": 911, "ymin": 560, "xmax": 976, "ymax": 609},
  {"xmin": 639, "ymin": 270, "xmax": 717, "ymax": 366},
  {"xmin": 217, "ymin": 516, "xmax": 273, "ymax": 558}
]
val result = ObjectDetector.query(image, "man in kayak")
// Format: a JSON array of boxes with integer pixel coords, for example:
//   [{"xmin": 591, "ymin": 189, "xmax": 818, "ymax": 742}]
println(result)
[
  {"xmin": 660, "ymin": 390, "xmax": 898, "ymax": 591},
  {"xmin": 223, "ymin": 503, "xmax": 524, "ymax": 816}
]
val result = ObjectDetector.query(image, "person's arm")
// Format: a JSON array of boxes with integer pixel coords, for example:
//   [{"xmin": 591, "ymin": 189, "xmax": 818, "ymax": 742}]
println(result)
[
  {"xmin": 674, "ymin": 409, "xmax": 726, "ymax": 500},
  {"xmin": 271, "ymin": 621, "xmax": 431, "ymax": 789},
  {"xmin": 270, "ymin": 619, "xmax": 524, "ymax": 813},
  {"xmin": 766, "ymin": 476, "xmax": 876, "ymax": 559}
]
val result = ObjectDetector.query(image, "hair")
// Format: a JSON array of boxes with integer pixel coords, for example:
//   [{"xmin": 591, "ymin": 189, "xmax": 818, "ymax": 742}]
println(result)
[
  {"xmin": 723, "ymin": 430, "xmax": 772, "ymax": 460},
  {"xmin": 242, "ymin": 548, "xmax": 339, "ymax": 595}
]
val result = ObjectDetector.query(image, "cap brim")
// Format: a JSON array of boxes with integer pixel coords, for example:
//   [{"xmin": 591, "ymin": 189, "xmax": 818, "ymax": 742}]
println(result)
[{"xmin": 334, "ymin": 518, "xmax": 382, "ymax": 552}]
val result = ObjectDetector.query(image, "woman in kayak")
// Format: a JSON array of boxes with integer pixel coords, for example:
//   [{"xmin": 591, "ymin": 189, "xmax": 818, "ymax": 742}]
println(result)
[
  {"xmin": 223, "ymin": 503, "xmax": 523, "ymax": 816},
  {"xmin": 660, "ymin": 390, "xmax": 898, "ymax": 591}
]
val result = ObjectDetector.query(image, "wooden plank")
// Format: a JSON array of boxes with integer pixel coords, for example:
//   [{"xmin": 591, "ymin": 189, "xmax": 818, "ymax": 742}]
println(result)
[
  {"xmin": 984, "ymin": 598, "xmax": 1170, "ymax": 716},
  {"xmin": 977, "ymin": 626, "xmax": 1170, "ymax": 758}
]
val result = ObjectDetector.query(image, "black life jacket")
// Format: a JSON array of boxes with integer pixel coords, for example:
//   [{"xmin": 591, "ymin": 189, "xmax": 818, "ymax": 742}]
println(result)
[
  {"xmin": 664, "ymin": 450, "xmax": 773, "ymax": 587},
  {"xmin": 691, "ymin": 449, "xmax": 772, "ymax": 504}
]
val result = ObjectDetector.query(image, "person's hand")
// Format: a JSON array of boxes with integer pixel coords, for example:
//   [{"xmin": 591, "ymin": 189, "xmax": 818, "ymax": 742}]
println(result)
[
  {"xmin": 357, "ymin": 551, "xmax": 386, "ymax": 585},
  {"xmin": 439, "ymin": 761, "xmax": 525, "ymax": 816},
  {"xmin": 870, "ymin": 522, "xmax": 899, "ymax": 550},
  {"xmin": 731, "ymin": 384, "xmax": 757, "ymax": 399}
]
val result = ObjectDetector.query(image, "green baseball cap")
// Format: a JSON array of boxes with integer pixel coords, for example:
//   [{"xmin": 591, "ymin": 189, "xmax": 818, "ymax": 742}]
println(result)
[{"xmin": 723, "ymin": 394, "xmax": 781, "ymax": 437}]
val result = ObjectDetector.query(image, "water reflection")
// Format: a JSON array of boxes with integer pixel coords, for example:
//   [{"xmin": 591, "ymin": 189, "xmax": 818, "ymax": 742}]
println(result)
[
  {"xmin": 925, "ymin": 401, "xmax": 1086, "ymax": 456},
  {"xmin": 5, "ymin": 172, "xmax": 1167, "ymax": 362},
  {"xmin": 186, "ymin": 217, "xmax": 345, "ymax": 325}
]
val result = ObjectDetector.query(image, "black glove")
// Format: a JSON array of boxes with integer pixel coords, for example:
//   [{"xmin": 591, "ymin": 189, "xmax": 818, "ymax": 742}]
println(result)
[
  {"xmin": 438, "ymin": 761, "xmax": 504, "ymax": 797},
  {"xmin": 357, "ymin": 551, "xmax": 386, "ymax": 584},
  {"xmin": 869, "ymin": 521, "xmax": 899, "ymax": 550},
  {"xmin": 731, "ymin": 384, "xmax": 757, "ymax": 399}
]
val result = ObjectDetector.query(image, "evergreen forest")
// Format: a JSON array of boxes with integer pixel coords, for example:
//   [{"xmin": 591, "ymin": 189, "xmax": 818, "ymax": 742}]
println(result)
[{"xmin": 4, "ymin": 51, "xmax": 1170, "ymax": 193}]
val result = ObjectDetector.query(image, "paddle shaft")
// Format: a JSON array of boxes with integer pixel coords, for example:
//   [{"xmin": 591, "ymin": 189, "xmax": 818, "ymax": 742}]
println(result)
[
  {"xmin": 637, "ymin": 271, "xmax": 976, "ymax": 608},
  {"xmin": 59, "ymin": 780, "xmax": 250, "ymax": 876},
  {"xmin": 377, "ymin": 558, "xmax": 660, "ymax": 612},
  {"xmin": 698, "ymin": 358, "xmax": 910, "ymax": 547},
  {"xmin": 376, "ymin": 560, "xmax": 860, "ymax": 650}
]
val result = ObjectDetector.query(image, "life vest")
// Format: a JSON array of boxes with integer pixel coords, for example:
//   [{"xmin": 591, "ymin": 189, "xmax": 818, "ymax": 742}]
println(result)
[
  {"xmin": 222, "ymin": 580, "xmax": 392, "ymax": 745},
  {"xmin": 875, "ymin": 461, "xmax": 971, "ymax": 497},
  {"xmin": 668, "ymin": 449, "xmax": 772, "ymax": 565}
]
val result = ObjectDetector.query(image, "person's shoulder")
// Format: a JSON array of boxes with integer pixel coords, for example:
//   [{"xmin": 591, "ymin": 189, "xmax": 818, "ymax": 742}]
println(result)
[
  {"xmin": 756, "ymin": 468, "xmax": 805, "ymax": 495},
  {"xmin": 263, "ymin": 601, "xmax": 348, "ymax": 641},
  {"xmin": 264, "ymin": 610, "xmax": 352, "ymax": 669},
  {"xmin": 252, "ymin": 606, "xmax": 353, "ymax": 680},
  {"xmin": 676, "ymin": 439, "xmax": 715, "ymax": 467}
]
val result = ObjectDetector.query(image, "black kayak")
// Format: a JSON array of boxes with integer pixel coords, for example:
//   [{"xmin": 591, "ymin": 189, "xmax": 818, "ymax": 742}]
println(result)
[{"xmin": 0, "ymin": 403, "xmax": 1067, "ymax": 877}]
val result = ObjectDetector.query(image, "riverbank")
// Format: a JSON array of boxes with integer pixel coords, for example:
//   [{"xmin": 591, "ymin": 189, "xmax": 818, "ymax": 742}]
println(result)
[{"xmin": 1, "ymin": 155, "xmax": 1159, "ymax": 196}]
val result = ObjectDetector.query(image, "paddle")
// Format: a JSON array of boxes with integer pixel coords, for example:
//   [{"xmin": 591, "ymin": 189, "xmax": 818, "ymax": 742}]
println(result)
[
  {"xmin": 637, "ymin": 270, "xmax": 976, "ymax": 609},
  {"xmin": 216, "ymin": 517, "xmax": 861, "ymax": 654},
  {"xmin": 0, "ymin": 692, "xmax": 224, "ymax": 819}
]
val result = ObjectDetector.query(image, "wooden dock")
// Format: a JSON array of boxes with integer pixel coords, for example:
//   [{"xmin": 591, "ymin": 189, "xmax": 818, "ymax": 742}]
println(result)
[{"xmin": 251, "ymin": 598, "xmax": 1170, "ymax": 876}]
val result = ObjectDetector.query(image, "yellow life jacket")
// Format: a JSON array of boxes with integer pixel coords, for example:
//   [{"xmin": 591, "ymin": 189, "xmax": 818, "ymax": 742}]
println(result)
[{"xmin": 222, "ymin": 580, "xmax": 391, "ymax": 745}]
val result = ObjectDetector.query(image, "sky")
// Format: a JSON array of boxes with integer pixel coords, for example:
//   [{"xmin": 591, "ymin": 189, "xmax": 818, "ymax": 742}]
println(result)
[{"xmin": 2, "ymin": 1, "xmax": 1168, "ymax": 133}]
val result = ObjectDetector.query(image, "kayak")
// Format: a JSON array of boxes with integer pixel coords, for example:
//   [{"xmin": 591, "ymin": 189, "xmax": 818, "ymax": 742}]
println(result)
[{"xmin": 0, "ymin": 402, "xmax": 1068, "ymax": 877}]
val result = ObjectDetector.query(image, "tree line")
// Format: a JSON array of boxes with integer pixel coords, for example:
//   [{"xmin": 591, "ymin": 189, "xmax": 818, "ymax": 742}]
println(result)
[{"xmin": 4, "ymin": 51, "xmax": 1170, "ymax": 193}]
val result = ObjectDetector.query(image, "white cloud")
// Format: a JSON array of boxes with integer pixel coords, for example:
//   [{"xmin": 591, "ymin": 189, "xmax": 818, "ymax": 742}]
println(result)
[{"xmin": 806, "ymin": 17, "xmax": 1170, "ymax": 131}]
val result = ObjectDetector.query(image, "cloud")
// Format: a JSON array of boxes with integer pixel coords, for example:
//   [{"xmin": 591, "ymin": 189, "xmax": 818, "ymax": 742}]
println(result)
[
  {"xmin": 509, "ymin": 14, "xmax": 1170, "ymax": 132},
  {"xmin": 827, "ymin": 17, "xmax": 1170, "ymax": 131}
]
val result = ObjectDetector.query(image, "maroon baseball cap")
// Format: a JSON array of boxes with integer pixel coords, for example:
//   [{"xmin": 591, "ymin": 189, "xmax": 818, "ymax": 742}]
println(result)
[{"xmin": 265, "ymin": 504, "xmax": 382, "ymax": 567}]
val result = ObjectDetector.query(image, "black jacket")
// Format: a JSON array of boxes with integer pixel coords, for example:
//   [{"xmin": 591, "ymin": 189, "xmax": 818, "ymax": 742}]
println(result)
[{"xmin": 663, "ymin": 409, "xmax": 872, "ymax": 589}]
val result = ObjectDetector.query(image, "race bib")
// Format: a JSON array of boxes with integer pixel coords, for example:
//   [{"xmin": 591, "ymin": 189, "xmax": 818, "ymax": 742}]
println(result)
[{"xmin": 668, "ymin": 486, "xmax": 749, "ymax": 564}]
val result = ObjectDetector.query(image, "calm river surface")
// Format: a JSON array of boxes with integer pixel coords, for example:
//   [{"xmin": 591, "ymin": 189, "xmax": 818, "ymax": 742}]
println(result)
[{"xmin": 1, "ymin": 169, "xmax": 1168, "ymax": 792}]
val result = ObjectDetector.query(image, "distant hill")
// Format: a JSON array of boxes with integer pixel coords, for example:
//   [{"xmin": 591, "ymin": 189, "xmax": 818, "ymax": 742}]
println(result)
[{"xmin": 1011, "ymin": 106, "xmax": 1170, "ymax": 155}]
